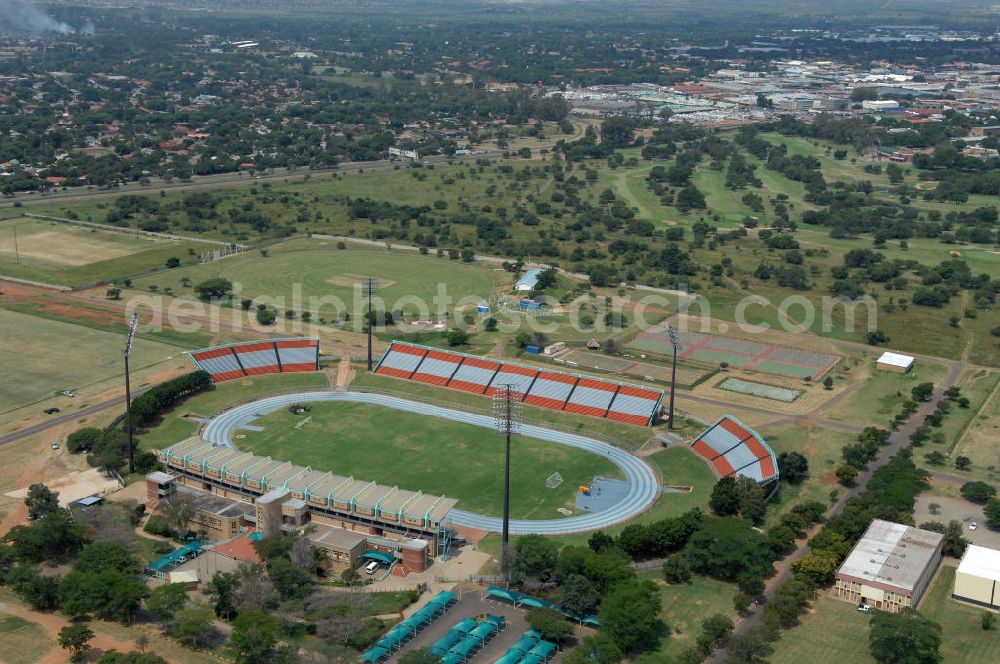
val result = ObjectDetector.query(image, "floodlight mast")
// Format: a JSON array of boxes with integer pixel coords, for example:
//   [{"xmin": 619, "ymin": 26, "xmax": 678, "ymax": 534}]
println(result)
[
  {"xmin": 493, "ymin": 384, "xmax": 523, "ymax": 582},
  {"xmin": 122, "ymin": 312, "xmax": 139, "ymax": 474},
  {"xmin": 666, "ymin": 322, "xmax": 679, "ymax": 430},
  {"xmin": 361, "ymin": 277, "xmax": 379, "ymax": 371}
]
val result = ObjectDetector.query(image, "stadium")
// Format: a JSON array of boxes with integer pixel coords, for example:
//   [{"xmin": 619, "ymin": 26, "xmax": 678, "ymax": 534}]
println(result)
[{"xmin": 154, "ymin": 336, "xmax": 775, "ymax": 572}]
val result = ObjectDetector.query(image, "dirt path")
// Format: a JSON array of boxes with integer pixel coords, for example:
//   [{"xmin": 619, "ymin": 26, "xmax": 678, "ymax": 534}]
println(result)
[
  {"xmin": 335, "ymin": 356, "xmax": 356, "ymax": 388},
  {"xmin": 0, "ymin": 601, "xmax": 154, "ymax": 664}
]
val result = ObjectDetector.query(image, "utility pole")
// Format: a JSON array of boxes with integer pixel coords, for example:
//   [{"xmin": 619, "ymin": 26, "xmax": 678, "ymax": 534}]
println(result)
[
  {"xmin": 666, "ymin": 322, "xmax": 679, "ymax": 429},
  {"xmin": 360, "ymin": 277, "xmax": 379, "ymax": 371},
  {"xmin": 13, "ymin": 224, "xmax": 19, "ymax": 265},
  {"xmin": 493, "ymin": 384, "xmax": 522, "ymax": 583},
  {"xmin": 122, "ymin": 313, "xmax": 139, "ymax": 474}
]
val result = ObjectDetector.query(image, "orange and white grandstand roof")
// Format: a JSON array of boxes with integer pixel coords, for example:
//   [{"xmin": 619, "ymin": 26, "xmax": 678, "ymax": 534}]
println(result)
[
  {"xmin": 375, "ymin": 341, "xmax": 664, "ymax": 427},
  {"xmin": 188, "ymin": 338, "xmax": 319, "ymax": 382},
  {"xmin": 689, "ymin": 415, "xmax": 778, "ymax": 484}
]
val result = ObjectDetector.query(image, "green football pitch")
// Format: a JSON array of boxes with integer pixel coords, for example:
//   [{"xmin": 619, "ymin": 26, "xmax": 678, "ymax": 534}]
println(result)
[
  {"xmin": 133, "ymin": 238, "xmax": 505, "ymax": 312},
  {"xmin": 236, "ymin": 401, "xmax": 622, "ymax": 519}
]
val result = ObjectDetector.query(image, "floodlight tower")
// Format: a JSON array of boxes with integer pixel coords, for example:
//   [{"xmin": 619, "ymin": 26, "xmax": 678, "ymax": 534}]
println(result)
[
  {"xmin": 666, "ymin": 322, "xmax": 679, "ymax": 429},
  {"xmin": 493, "ymin": 384, "xmax": 523, "ymax": 582},
  {"xmin": 122, "ymin": 312, "xmax": 140, "ymax": 474},
  {"xmin": 361, "ymin": 276, "xmax": 379, "ymax": 371}
]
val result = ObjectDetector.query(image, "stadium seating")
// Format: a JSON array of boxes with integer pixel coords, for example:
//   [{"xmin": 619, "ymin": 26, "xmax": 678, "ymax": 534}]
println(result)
[
  {"xmin": 688, "ymin": 415, "xmax": 779, "ymax": 485},
  {"xmin": 189, "ymin": 338, "xmax": 319, "ymax": 382},
  {"xmin": 375, "ymin": 341, "xmax": 664, "ymax": 426}
]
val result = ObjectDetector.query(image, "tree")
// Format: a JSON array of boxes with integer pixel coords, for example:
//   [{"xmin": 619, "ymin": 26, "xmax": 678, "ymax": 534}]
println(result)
[
  {"xmin": 601, "ymin": 116, "xmax": 636, "ymax": 147},
  {"xmin": 169, "ymin": 600, "xmax": 216, "ymax": 648},
  {"xmin": 266, "ymin": 556, "xmax": 314, "ymax": 601},
  {"xmin": 709, "ymin": 477, "xmax": 741, "ymax": 516},
  {"xmin": 961, "ymin": 481, "xmax": 997, "ymax": 504},
  {"xmin": 791, "ymin": 549, "xmax": 840, "ymax": 587},
  {"xmin": 558, "ymin": 574, "xmax": 600, "ymax": 616},
  {"xmin": 726, "ymin": 626, "xmax": 774, "ymax": 664},
  {"xmin": 229, "ymin": 611, "xmax": 279, "ymax": 664},
  {"xmin": 777, "ymin": 452, "xmax": 809, "ymax": 485},
  {"xmin": 146, "ymin": 583, "xmax": 189, "ymax": 621},
  {"xmin": 526, "ymin": 607, "xmax": 575, "ymax": 643},
  {"xmin": 699, "ymin": 613, "xmax": 734, "ymax": 654},
  {"xmin": 255, "ymin": 307, "xmax": 276, "ymax": 325},
  {"xmin": 97, "ymin": 652, "xmax": 168, "ymax": 664},
  {"xmin": 398, "ymin": 650, "xmax": 443, "ymax": 664},
  {"xmin": 836, "ymin": 464, "xmax": 859, "ymax": 486},
  {"xmin": 918, "ymin": 521, "xmax": 968, "ymax": 558},
  {"xmin": 823, "ymin": 375, "xmax": 834, "ymax": 389},
  {"xmin": 663, "ymin": 554, "xmax": 692, "ymax": 584},
  {"xmin": 66, "ymin": 427, "xmax": 103, "ymax": 453},
  {"xmin": 24, "ymin": 483, "xmax": 59, "ymax": 519},
  {"xmin": 446, "ymin": 329, "xmax": 470, "ymax": 346},
  {"xmin": 911, "ymin": 383, "xmax": 935, "ymax": 403},
  {"xmin": 59, "ymin": 624, "xmax": 95, "ymax": 661},
  {"xmin": 597, "ymin": 580, "xmax": 662, "ymax": 652},
  {"xmin": 564, "ymin": 634, "xmax": 622, "ymax": 664},
  {"xmin": 984, "ymin": 499, "xmax": 1000, "ymax": 529},
  {"xmin": 982, "ymin": 612, "xmax": 995, "ymax": 631},
  {"xmin": 158, "ymin": 496, "xmax": 197, "ymax": 539},
  {"xmin": 955, "ymin": 456, "xmax": 971, "ymax": 471},
  {"xmin": 193, "ymin": 277, "xmax": 233, "ymax": 300},
  {"xmin": 869, "ymin": 609, "xmax": 942, "ymax": 664},
  {"xmin": 512, "ymin": 534, "xmax": 559, "ymax": 583},
  {"xmin": 205, "ymin": 570, "xmax": 239, "ymax": 619},
  {"xmin": 106, "ymin": 286, "xmax": 122, "ymax": 300},
  {"xmin": 75, "ymin": 541, "xmax": 138, "ymax": 575}
]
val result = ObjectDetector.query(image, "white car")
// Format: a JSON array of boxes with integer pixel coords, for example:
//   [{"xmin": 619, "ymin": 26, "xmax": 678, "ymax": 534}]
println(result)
[
  {"xmin": 61, "ymin": 390, "xmax": 75, "ymax": 397},
  {"xmin": 50, "ymin": 441, "xmax": 59, "ymax": 450},
  {"xmin": 970, "ymin": 521, "xmax": 978, "ymax": 531},
  {"xmin": 857, "ymin": 604, "xmax": 872, "ymax": 613}
]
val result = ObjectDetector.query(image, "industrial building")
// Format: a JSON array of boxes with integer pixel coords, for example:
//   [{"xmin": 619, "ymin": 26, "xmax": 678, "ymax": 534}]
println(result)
[
  {"xmin": 834, "ymin": 519, "xmax": 944, "ymax": 612},
  {"xmin": 953, "ymin": 545, "xmax": 1000, "ymax": 609}
]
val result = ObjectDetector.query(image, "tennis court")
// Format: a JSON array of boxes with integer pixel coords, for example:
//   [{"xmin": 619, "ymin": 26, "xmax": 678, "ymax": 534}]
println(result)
[
  {"xmin": 626, "ymin": 326, "xmax": 838, "ymax": 380},
  {"xmin": 557, "ymin": 350, "xmax": 713, "ymax": 388},
  {"xmin": 718, "ymin": 378, "xmax": 802, "ymax": 403}
]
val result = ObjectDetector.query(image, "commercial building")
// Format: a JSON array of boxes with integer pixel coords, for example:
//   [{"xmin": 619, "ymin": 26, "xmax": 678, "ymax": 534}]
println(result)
[
  {"xmin": 861, "ymin": 99, "xmax": 901, "ymax": 110},
  {"xmin": 953, "ymin": 545, "xmax": 1000, "ymax": 609},
  {"xmin": 834, "ymin": 519, "xmax": 944, "ymax": 613},
  {"xmin": 515, "ymin": 268, "xmax": 544, "ymax": 292},
  {"xmin": 876, "ymin": 351, "xmax": 915, "ymax": 373}
]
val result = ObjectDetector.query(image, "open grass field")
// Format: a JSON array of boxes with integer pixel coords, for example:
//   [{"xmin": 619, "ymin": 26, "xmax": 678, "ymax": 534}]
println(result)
[
  {"xmin": 235, "ymin": 400, "xmax": 621, "ymax": 519},
  {"xmin": 132, "ymin": 238, "xmax": 506, "ymax": 315},
  {"xmin": 137, "ymin": 372, "xmax": 333, "ymax": 451},
  {"xmin": 921, "ymin": 566, "xmax": 1000, "ymax": 664},
  {"xmin": 772, "ymin": 566, "xmax": 1000, "ymax": 664},
  {"xmin": 0, "ymin": 308, "xmax": 187, "ymax": 412},
  {"xmin": 952, "ymin": 372, "xmax": 1000, "ymax": 474},
  {"xmin": 0, "ymin": 614, "xmax": 55, "ymax": 664},
  {"xmin": 769, "ymin": 593, "xmax": 876, "ymax": 664},
  {"xmin": 825, "ymin": 353, "xmax": 950, "ymax": 425},
  {"xmin": 636, "ymin": 569, "xmax": 738, "ymax": 660},
  {"xmin": 0, "ymin": 217, "xmax": 203, "ymax": 286}
]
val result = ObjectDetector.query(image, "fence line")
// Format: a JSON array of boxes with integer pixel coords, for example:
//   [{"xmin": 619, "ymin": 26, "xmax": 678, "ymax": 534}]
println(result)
[{"xmin": 22, "ymin": 213, "xmax": 241, "ymax": 246}]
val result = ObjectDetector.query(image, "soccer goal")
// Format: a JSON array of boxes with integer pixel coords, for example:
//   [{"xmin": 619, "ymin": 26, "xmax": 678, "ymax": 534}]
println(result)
[{"xmin": 545, "ymin": 472, "xmax": 563, "ymax": 489}]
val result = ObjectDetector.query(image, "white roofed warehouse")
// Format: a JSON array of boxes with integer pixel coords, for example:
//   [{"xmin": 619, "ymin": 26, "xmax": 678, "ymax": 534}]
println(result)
[
  {"xmin": 876, "ymin": 351, "xmax": 915, "ymax": 373},
  {"xmin": 953, "ymin": 545, "xmax": 1000, "ymax": 609},
  {"xmin": 833, "ymin": 519, "xmax": 944, "ymax": 613}
]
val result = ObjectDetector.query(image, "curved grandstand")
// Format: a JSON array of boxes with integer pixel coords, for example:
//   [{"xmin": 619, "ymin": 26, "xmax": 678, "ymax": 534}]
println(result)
[
  {"xmin": 197, "ymin": 390, "xmax": 661, "ymax": 535},
  {"xmin": 689, "ymin": 415, "xmax": 778, "ymax": 485}
]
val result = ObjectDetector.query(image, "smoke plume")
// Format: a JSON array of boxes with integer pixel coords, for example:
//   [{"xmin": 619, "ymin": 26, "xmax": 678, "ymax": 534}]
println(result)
[{"xmin": 0, "ymin": 1, "xmax": 76, "ymax": 35}]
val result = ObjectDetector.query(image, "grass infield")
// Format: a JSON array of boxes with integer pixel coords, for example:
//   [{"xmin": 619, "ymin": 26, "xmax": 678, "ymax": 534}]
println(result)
[{"xmin": 236, "ymin": 400, "xmax": 622, "ymax": 519}]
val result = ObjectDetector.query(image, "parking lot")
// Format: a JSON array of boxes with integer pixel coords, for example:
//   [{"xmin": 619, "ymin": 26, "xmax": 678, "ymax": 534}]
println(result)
[
  {"xmin": 914, "ymin": 494, "xmax": 1000, "ymax": 551},
  {"xmin": 388, "ymin": 588, "xmax": 564, "ymax": 663}
]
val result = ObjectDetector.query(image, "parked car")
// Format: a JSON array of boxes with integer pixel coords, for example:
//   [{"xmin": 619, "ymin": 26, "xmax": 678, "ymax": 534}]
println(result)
[
  {"xmin": 857, "ymin": 604, "xmax": 872, "ymax": 613},
  {"xmin": 61, "ymin": 390, "xmax": 75, "ymax": 397},
  {"xmin": 50, "ymin": 441, "xmax": 59, "ymax": 450},
  {"xmin": 43, "ymin": 407, "xmax": 60, "ymax": 415},
  {"xmin": 970, "ymin": 521, "xmax": 978, "ymax": 531}
]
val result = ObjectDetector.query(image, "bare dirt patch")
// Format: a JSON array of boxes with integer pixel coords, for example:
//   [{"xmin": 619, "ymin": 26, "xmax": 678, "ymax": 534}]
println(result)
[{"xmin": 0, "ymin": 227, "xmax": 150, "ymax": 267}]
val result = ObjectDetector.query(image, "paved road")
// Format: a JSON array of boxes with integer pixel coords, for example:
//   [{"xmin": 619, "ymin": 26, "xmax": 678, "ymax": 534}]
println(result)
[
  {"xmin": 710, "ymin": 358, "xmax": 966, "ymax": 662},
  {"xmin": 199, "ymin": 390, "xmax": 661, "ymax": 536},
  {"xmin": 0, "ymin": 390, "xmax": 145, "ymax": 448}
]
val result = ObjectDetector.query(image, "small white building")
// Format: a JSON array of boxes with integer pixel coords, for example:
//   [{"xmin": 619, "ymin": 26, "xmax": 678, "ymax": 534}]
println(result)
[
  {"xmin": 876, "ymin": 351, "xmax": 915, "ymax": 373},
  {"xmin": 954, "ymin": 545, "xmax": 1000, "ymax": 609}
]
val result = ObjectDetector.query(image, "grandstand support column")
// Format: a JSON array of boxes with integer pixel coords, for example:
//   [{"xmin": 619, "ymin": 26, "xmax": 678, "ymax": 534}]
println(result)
[
  {"xmin": 361, "ymin": 276, "xmax": 379, "ymax": 371},
  {"xmin": 122, "ymin": 312, "xmax": 139, "ymax": 474},
  {"xmin": 666, "ymin": 322, "xmax": 679, "ymax": 429},
  {"xmin": 493, "ymin": 384, "xmax": 523, "ymax": 582}
]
